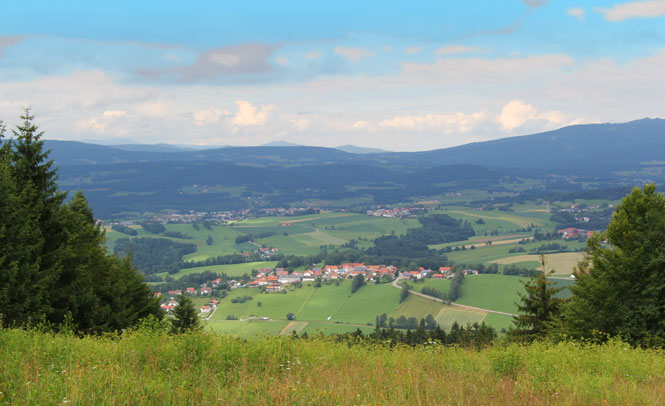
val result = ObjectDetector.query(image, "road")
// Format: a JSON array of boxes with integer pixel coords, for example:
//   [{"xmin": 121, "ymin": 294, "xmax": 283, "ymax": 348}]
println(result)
[{"xmin": 391, "ymin": 276, "xmax": 517, "ymax": 317}]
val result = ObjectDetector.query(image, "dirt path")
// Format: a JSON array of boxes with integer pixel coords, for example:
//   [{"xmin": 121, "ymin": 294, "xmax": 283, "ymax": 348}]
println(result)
[
  {"xmin": 279, "ymin": 321, "xmax": 309, "ymax": 336},
  {"xmin": 391, "ymin": 277, "xmax": 517, "ymax": 317}
]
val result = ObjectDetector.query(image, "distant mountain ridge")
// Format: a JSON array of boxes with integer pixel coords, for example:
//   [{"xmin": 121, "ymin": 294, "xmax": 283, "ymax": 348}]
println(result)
[{"xmin": 44, "ymin": 118, "xmax": 665, "ymax": 172}]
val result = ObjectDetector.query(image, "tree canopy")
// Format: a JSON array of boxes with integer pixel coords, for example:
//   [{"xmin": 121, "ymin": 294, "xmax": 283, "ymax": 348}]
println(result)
[{"xmin": 562, "ymin": 184, "xmax": 665, "ymax": 347}]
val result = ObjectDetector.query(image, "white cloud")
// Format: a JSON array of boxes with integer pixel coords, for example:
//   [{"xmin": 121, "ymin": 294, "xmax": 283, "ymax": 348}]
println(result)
[
  {"xmin": 435, "ymin": 45, "xmax": 483, "ymax": 55},
  {"xmin": 379, "ymin": 111, "xmax": 486, "ymax": 133},
  {"xmin": 334, "ymin": 47, "xmax": 376, "ymax": 61},
  {"xmin": 567, "ymin": 7, "xmax": 586, "ymax": 20},
  {"xmin": 194, "ymin": 109, "xmax": 224, "ymax": 126},
  {"xmin": 404, "ymin": 46, "xmax": 422, "ymax": 55},
  {"xmin": 498, "ymin": 100, "xmax": 564, "ymax": 131},
  {"xmin": 305, "ymin": 52, "xmax": 320, "ymax": 60},
  {"xmin": 229, "ymin": 100, "xmax": 274, "ymax": 127},
  {"xmin": 597, "ymin": 0, "xmax": 665, "ymax": 21},
  {"xmin": 290, "ymin": 118, "xmax": 309, "ymax": 131},
  {"xmin": 352, "ymin": 120, "xmax": 372, "ymax": 130},
  {"xmin": 102, "ymin": 110, "xmax": 127, "ymax": 118}
]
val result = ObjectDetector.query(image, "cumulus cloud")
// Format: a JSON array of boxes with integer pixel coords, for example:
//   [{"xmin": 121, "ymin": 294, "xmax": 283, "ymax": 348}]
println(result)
[
  {"xmin": 567, "ymin": 7, "xmax": 586, "ymax": 20},
  {"xmin": 228, "ymin": 100, "xmax": 274, "ymax": 127},
  {"xmin": 498, "ymin": 100, "xmax": 563, "ymax": 131},
  {"xmin": 306, "ymin": 51, "xmax": 321, "ymax": 60},
  {"xmin": 597, "ymin": 0, "xmax": 665, "ymax": 21},
  {"xmin": 334, "ymin": 47, "xmax": 376, "ymax": 61},
  {"xmin": 194, "ymin": 109, "xmax": 224, "ymax": 126},
  {"xmin": 379, "ymin": 111, "xmax": 486, "ymax": 133},
  {"xmin": 352, "ymin": 120, "xmax": 372, "ymax": 130}
]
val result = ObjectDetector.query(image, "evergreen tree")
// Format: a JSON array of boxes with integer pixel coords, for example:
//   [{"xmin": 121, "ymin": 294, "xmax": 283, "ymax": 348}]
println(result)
[
  {"xmin": 562, "ymin": 184, "xmax": 665, "ymax": 347},
  {"xmin": 509, "ymin": 256, "xmax": 564, "ymax": 342},
  {"xmin": 0, "ymin": 111, "xmax": 162, "ymax": 332},
  {"xmin": 9, "ymin": 109, "xmax": 67, "ymax": 321},
  {"xmin": 351, "ymin": 274, "xmax": 365, "ymax": 293},
  {"xmin": 171, "ymin": 294, "xmax": 201, "ymax": 333}
]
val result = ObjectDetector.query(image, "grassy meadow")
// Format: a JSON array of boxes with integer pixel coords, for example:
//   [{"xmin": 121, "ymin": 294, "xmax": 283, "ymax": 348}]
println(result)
[{"xmin": 3, "ymin": 328, "xmax": 665, "ymax": 405}]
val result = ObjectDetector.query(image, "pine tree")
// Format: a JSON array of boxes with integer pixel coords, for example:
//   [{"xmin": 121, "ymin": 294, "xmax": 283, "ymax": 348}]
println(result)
[
  {"xmin": 509, "ymin": 255, "xmax": 564, "ymax": 343},
  {"xmin": 171, "ymin": 294, "xmax": 201, "ymax": 333}
]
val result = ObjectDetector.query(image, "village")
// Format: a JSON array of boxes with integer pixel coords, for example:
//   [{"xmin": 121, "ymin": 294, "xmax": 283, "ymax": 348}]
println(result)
[{"xmin": 155, "ymin": 262, "xmax": 481, "ymax": 315}]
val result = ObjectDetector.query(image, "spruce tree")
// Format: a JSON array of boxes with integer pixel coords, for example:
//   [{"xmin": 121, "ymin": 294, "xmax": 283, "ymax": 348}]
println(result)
[
  {"xmin": 171, "ymin": 294, "xmax": 201, "ymax": 333},
  {"xmin": 0, "ymin": 110, "xmax": 162, "ymax": 332},
  {"xmin": 509, "ymin": 255, "xmax": 564, "ymax": 343}
]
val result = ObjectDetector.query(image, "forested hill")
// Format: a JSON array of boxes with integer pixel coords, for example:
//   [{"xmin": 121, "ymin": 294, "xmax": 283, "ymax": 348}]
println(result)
[
  {"xmin": 376, "ymin": 118, "xmax": 665, "ymax": 172},
  {"xmin": 46, "ymin": 118, "xmax": 665, "ymax": 172}
]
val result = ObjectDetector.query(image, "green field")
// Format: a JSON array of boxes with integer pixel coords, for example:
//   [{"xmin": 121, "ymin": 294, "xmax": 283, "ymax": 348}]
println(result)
[
  {"xmin": 156, "ymin": 261, "xmax": 278, "ymax": 279},
  {"xmin": 489, "ymin": 252, "xmax": 585, "ymax": 276},
  {"xmin": 104, "ymin": 223, "xmax": 243, "ymax": 261},
  {"xmin": 206, "ymin": 319, "xmax": 291, "ymax": 336},
  {"xmin": 207, "ymin": 281, "xmax": 401, "ymax": 329},
  {"xmin": 456, "ymin": 274, "xmax": 527, "ymax": 314}
]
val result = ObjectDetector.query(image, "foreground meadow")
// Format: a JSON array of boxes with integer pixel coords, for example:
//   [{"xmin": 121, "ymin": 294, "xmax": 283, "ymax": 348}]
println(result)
[{"xmin": 2, "ymin": 328, "xmax": 664, "ymax": 405}]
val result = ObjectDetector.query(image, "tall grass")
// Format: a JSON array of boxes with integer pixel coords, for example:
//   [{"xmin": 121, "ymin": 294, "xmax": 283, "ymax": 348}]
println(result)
[{"xmin": 1, "ymin": 327, "xmax": 664, "ymax": 405}]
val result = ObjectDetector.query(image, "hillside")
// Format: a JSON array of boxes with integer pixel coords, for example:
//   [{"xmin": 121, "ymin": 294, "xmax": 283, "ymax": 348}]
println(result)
[
  {"xmin": 3, "ymin": 328, "xmax": 664, "ymax": 405},
  {"xmin": 45, "ymin": 119, "xmax": 665, "ymax": 173},
  {"xmin": 380, "ymin": 118, "xmax": 665, "ymax": 172}
]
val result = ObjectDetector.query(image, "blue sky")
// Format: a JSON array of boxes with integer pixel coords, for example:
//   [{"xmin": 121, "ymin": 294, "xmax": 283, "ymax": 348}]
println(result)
[{"xmin": 1, "ymin": 0, "xmax": 664, "ymax": 150}]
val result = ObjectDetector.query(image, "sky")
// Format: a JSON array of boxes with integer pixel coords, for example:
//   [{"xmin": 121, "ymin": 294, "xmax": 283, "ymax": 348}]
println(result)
[{"xmin": 0, "ymin": 0, "xmax": 664, "ymax": 151}]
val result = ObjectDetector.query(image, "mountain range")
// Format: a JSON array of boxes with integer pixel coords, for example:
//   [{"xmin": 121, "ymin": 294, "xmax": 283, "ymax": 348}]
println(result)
[
  {"xmin": 45, "ymin": 118, "xmax": 665, "ymax": 173},
  {"xmin": 35, "ymin": 118, "xmax": 665, "ymax": 217}
]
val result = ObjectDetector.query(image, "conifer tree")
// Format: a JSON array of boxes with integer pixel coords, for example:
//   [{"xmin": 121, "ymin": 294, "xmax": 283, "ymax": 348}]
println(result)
[
  {"xmin": 509, "ymin": 255, "xmax": 564, "ymax": 343},
  {"xmin": 171, "ymin": 294, "xmax": 201, "ymax": 333},
  {"xmin": 563, "ymin": 184, "xmax": 665, "ymax": 347},
  {"xmin": 0, "ymin": 110, "xmax": 162, "ymax": 332}
]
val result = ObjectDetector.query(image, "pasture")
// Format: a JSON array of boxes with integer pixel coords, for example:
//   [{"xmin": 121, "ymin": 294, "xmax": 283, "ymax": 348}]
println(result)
[
  {"xmin": 157, "ymin": 261, "xmax": 278, "ymax": 279},
  {"xmin": 489, "ymin": 252, "xmax": 585, "ymax": 276}
]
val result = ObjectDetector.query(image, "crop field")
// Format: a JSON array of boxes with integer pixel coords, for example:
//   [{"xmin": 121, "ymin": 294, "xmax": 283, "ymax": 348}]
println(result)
[{"xmin": 489, "ymin": 252, "xmax": 585, "ymax": 275}]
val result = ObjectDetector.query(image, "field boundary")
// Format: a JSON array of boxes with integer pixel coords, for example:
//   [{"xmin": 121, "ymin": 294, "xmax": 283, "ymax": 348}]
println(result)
[{"xmin": 392, "ymin": 277, "xmax": 517, "ymax": 317}]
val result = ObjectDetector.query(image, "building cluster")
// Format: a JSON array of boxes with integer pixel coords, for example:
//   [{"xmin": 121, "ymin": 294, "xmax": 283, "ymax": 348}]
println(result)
[
  {"xmin": 366, "ymin": 207, "xmax": 416, "ymax": 218},
  {"xmin": 246, "ymin": 263, "xmax": 400, "ymax": 291},
  {"xmin": 557, "ymin": 227, "xmax": 595, "ymax": 239}
]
